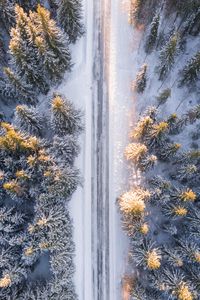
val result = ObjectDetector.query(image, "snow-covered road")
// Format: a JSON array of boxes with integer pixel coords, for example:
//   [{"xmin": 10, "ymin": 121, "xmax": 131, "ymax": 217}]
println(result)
[{"xmin": 60, "ymin": 0, "xmax": 142, "ymax": 299}]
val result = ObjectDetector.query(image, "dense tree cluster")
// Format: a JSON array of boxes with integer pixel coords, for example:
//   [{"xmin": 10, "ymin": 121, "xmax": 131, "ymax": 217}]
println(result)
[
  {"xmin": 0, "ymin": 1, "xmax": 84, "ymax": 104},
  {"xmin": 0, "ymin": 1, "xmax": 84, "ymax": 298},
  {"xmin": 120, "ymin": 105, "xmax": 200, "ymax": 299},
  {"xmin": 0, "ymin": 93, "xmax": 82, "ymax": 299}
]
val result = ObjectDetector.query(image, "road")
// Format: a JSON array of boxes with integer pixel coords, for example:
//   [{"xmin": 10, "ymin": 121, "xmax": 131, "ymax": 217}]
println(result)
[
  {"xmin": 92, "ymin": 0, "xmax": 110, "ymax": 299},
  {"xmin": 67, "ymin": 0, "xmax": 137, "ymax": 299},
  {"xmin": 91, "ymin": 0, "xmax": 135, "ymax": 299}
]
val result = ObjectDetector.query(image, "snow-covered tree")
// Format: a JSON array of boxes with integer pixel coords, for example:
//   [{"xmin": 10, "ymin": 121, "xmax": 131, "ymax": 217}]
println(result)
[
  {"xmin": 51, "ymin": 94, "xmax": 83, "ymax": 136},
  {"xmin": 179, "ymin": 51, "xmax": 200, "ymax": 87},
  {"xmin": 50, "ymin": 135, "xmax": 80, "ymax": 165},
  {"xmin": 145, "ymin": 121, "xmax": 168, "ymax": 148},
  {"xmin": 57, "ymin": 0, "xmax": 84, "ymax": 44},
  {"xmin": 0, "ymin": 0, "xmax": 15, "ymax": 30},
  {"xmin": 173, "ymin": 164, "xmax": 197, "ymax": 182},
  {"xmin": 131, "ymin": 240, "xmax": 162, "ymax": 270},
  {"xmin": 4, "ymin": 67, "xmax": 35, "ymax": 103},
  {"xmin": 181, "ymin": 8, "xmax": 200, "ymax": 37},
  {"xmin": 119, "ymin": 187, "xmax": 150, "ymax": 216},
  {"xmin": 133, "ymin": 64, "xmax": 148, "ymax": 93},
  {"xmin": 158, "ymin": 142, "xmax": 181, "ymax": 161},
  {"xmin": 156, "ymin": 88, "xmax": 171, "ymax": 106},
  {"xmin": 33, "ymin": 5, "xmax": 72, "ymax": 77},
  {"xmin": 130, "ymin": 116, "xmax": 153, "ymax": 141},
  {"xmin": 145, "ymin": 13, "xmax": 160, "ymax": 53},
  {"xmin": 157, "ymin": 32, "xmax": 180, "ymax": 80},
  {"xmin": 14, "ymin": 105, "xmax": 42, "ymax": 135},
  {"xmin": 156, "ymin": 269, "xmax": 195, "ymax": 300},
  {"xmin": 129, "ymin": 0, "xmax": 144, "ymax": 25},
  {"xmin": 125, "ymin": 143, "xmax": 148, "ymax": 164}
]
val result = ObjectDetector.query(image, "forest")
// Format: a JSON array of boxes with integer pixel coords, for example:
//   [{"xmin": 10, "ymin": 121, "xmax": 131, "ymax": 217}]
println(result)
[
  {"xmin": 0, "ymin": 0, "xmax": 83, "ymax": 299},
  {"xmin": 119, "ymin": 0, "xmax": 200, "ymax": 299}
]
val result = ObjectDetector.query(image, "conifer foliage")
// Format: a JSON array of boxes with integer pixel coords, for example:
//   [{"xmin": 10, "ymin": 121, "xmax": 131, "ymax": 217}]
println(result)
[
  {"xmin": 5, "ymin": 4, "xmax": 72, "ymax": 102},
  {"xmin": 0, "ymin": 93, "xmax": 82, "ymax": 299},
  {"xmin": 57, "ymin": 0, "xmax": 84, "ymax": 44},
  {"xmin": 120, "ymin": 107, "xmax": 200, "ymax": 299}
]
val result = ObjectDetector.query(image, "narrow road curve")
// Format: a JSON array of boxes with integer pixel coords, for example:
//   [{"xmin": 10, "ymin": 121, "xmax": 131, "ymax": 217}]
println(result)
[{"xmin": 92, "ymin": 0, "xmax": 111, "ymax": 299}]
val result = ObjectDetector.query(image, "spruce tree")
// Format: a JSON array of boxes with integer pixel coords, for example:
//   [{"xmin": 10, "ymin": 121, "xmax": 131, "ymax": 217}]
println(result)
[
  {"xmin": 156, "ymin": 88, "xmax": 171, "ymax": 106},
  {"xmin": 9, "ymin": 5, "xmax": 49, "ymax": 95},
  {"xmin": 134, "ymin": 64, "xmax": 148, "ymax": 93},
  {"xmin": 14, "ymin": 105, "xmax": 42, "ymax": 135},
  {"xmin": 57, "ymin": 0, "xmax": 84, "ymax": 44},
  {"xmin": 51, "ymin": 94, "xmax": 82, "ymax": 136},
  {"xmin": 157, "ymin": 32, "xmax": 180, "ymax": 80},
  {"xmin": 145, "ymin": 13, "xmax": 160, "ymax": 53},
  {"xmin": 181, "ymin": 8, "xmax": 200, "ymax": 37},
  {"xmin": 33, "ymin": 5, "xmax": 72, "ymax": 78},
  {"xmin": 4, "ymin": 67, "xmax": 35, "ymax": 103},
  {"xmin": 0, "ymin": 0, "xmax": 15, "ymax": 30},
  {"xmin": 179, "ymin": 51, "xmax": 200, "ymax": 87}
]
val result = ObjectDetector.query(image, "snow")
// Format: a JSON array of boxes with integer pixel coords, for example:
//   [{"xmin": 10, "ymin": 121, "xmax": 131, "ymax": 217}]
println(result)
[
  {"xmin": 57, "ymin": 0, "xmax": 94, "ymax": 298},
  {"xmin": 108, "ymin": 0, "xmax": 144, "ymax": 298}
]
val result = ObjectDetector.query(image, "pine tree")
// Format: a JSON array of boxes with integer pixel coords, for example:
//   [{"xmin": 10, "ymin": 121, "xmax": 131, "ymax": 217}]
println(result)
[
  {"xmin": 4, "ymin": 67, "xmax": 35, "ymax": 103},
  {"xmin": 0, "ymin": 0, "xmax": 15, "ymax": 30},
  {"xmin": 33, "ymin": 5, "xmax": 72, "ymax": 78},
  {"xmin": 181, "ymin": 8, "xmax": 200, "ymax": 37},
  {"xmin": 156, "ymin": 88, "xmax": 171, "ymax": 106},
  {"xmin": 174, "ymin": 164, "xmax": 197, "ymax": 182},
  {"xmin": 179, "ymin": 51, "xmax": 200, "ymax": 87},
  {"xmin": 129, "ymin": 0, "xmax": 144, "ymax": 25},
  {"xmin": 50, "ymin": 135, "xmax": 80, "ymax": 165},
  {"xmin": 119, "ymin": 187, "xmax": 150, "ymax": 216},
  {"xmin": 133, "ymin": 64, "xmax": 148, "ymax": 93},
  {"xmin": 51, "ymin": 94, "xmax": 83, "ymax": 136},
  {"xmin": 158, "ymin": 142, "xmax": 181, "ymax": 161},
  {"xmin": 57, "ymin": 0, "xmax": 84, "ymax": 44},
  {"xmin": 130, "ymin": 116, "xmax": 154, "ymax": 142},
  {"xmin": 145, "ymin": 13, "xmax": 160, "ymax": 53},
  {"xmin": 125, "ymin": 143, "xmax": 148, "ymax": 164},
  {"xmin": 9, "ymin": 5, "xmax": 49, "ymax": 95},
  {"xmin": 145, "ymin": 121, "xmax": 168, "ymax": 148},
  {"xmin": 156, "ymin": 269, "xmax": 195, "ymax": 300},
  {"xmin": 14, "ymin": 105, "xmax": 42, "ymax": 135},
  {"xmin": 131, "ymin": 240, "xmax": 162, "ymax": 270},
  {"xmin": 157, "ymin": 32, "xmax": 180, "ymax": 80}
]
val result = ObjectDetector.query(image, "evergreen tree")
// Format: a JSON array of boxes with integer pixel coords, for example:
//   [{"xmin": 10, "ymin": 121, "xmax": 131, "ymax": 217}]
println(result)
[
  {"xmin": 9, "ymin": 5, "xmax": 49, "ymax": 95},
  {"xmin": 57, "ymin": 0, "xmax": 84, "ymax": 44},
  {"xmin": 130, "ymin": 116, "xmax": 154, "ymax": 142},
  {"xmin": 158, "ymin": 142, "xmax": 181, "ymax": 161},
  {"xmin": 14, "ymin": 105, "xmax": 42, "ymax": 135},
  {"xmin": 4, "ymin": 67, "xmax": 35, "ymax": 103},
  {"xmin": 33, "ymin": 5, "xmax": 72, "ymax": 77},
  {"xmin": 0, "ymin": 0, "xmax": 15, "ymax": 30},
  {"xmin": 50, "ymin": 135, "xmax": 80, "ymax": 165},
  {"xmin": 145, "ymin": 121, "xmax": 168, "ymax": 148},
  {"xmin": 119, "ymin": 187, "xmax": 150, "ymax": 216},
  {"xmin": 134, "ymin": 64, "xmax": 148, "ymax": 93},
  {"xmin": 157, "ymin": 32, "xmax": 180, "ymax": 80},
  {"xmin": 156, "ymin": 88, "xmax": 171, "ymax": 106},
  {"xmin": 179, "ymin": 51, "xmax": 200, "ymax": 87},
  {"xmin": 51, "ymin": 94, "xmax": 82, "ymax": 136},
  {"xmin": 131, "ymin": 240, "xmax": 162, "ymax": 270},
  {"xmin": 129, "ymin": 0, "xmax": 144, "ymax": 25},
  {"xmin": 145, "ymin": 13, "xmax": 160, "ymax": 53},
  {"xmin": 181, "ymin": 8, "xmax": 200, "ymax": 37}
]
